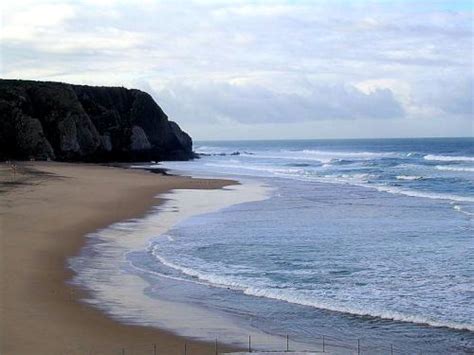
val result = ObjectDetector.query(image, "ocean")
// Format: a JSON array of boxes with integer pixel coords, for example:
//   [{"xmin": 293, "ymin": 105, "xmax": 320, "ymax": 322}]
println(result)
[{"xmin": 71, "ymin": 138, "xmax": 474, "ymax": 354}]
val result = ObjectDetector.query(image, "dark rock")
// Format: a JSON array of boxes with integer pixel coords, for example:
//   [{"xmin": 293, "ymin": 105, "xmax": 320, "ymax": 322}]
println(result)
[
  {"xmin": 0, "ymin": 79, "xmax": 194, "ymax": 162},
  {"xmin": 130, "ymin": 126, "xmax": 151, "ymax": 151},
  {"xmin": 196, "ymin": 151, "xmax": 247, "ymax": 158},
  {"xmin": 16, "ymin": 116, "xmax": 55, "ymax": 160}
]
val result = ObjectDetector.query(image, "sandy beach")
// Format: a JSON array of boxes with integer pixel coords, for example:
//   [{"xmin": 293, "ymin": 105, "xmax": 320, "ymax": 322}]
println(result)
[{"xmin": 0, "ymin": 162, "xmax": 237, "ymax": 355}]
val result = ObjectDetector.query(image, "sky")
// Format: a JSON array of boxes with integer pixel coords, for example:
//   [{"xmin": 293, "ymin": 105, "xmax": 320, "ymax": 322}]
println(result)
[{"xmin": 1, "ymin": 0, "xmax": 473, "ymax": 140}]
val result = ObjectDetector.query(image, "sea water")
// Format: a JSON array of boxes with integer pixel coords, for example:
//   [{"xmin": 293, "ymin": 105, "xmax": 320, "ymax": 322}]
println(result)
[{"xmin": 73, "ymin": 138, "xmax": 474, "ymax": 354}]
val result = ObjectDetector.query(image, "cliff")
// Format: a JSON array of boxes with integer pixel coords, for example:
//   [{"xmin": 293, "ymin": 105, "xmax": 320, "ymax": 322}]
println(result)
[{"xmin": 0, "ymin": 79, "xmax": 194, "ymax": 162}]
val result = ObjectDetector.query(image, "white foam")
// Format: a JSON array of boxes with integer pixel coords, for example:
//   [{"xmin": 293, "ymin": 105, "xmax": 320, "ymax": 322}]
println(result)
[
  {"xmin": 322, "ymin": 173, "xmax": 375, "ymax": 183},
  {"xmin": 149, "ymin": 251, "xmax": 474, "ymax": 332},
  {"xmin": 452, "ymin": 204, "xmax": 474, "ymax": 217},
  {"xmin": 424, "ymin": 154, "xmax": 474, "ymax": 162},
  {"xmin": 435, "ymin": 165, "xmax": 474, "ymax": 172},
  {"xmin": 243, "ymin": 153, "xmax": 333, "ymax": 163},
  {"xmin": 372, "ymin": 184, "xmax": 474, "ymax": 203},
  {"xmin": 69, "ymin": 180, "xmax": 274, "ymax": 343},
  {"xmin": 295, "ymin": 149, "xmax": 393, "ymax": 158},
  {"xmin": 202, "ymin": 163, "xmax": 309, "ymax": 181},
  {"xmin": 201, "ymin": 161, "xmax": 474, "ymax": 204},
  {"xmin": 395, "ymin": 175, "xmax": 424, "ymax": 181},
  {"xmin": 275, "ymin": 149, "xmax": 397, "ymax": 164},
  {"xmin": 241, "ymin": 288, "xmax": 474, "ymax": 332},
  {"xmin": 194, "ymin": 145, "xmax": 229, "ymax": 154},
  {"xmin": 203, "ymin": 149, "xmax": 398, "ymax": 165}
]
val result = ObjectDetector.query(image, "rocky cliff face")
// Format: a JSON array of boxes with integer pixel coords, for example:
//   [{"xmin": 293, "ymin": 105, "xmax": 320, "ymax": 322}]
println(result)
[{"xmin": 0, "ymin": 79, "xmax": 194, "ymax": 162}]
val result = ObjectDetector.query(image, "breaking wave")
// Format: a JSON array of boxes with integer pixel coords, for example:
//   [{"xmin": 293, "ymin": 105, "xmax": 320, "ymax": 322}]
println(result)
[
  {"xmin": 452, "ymin": 204, "xmax": 474, "ymax": 217},
  {"xmin": 150, "ymin": 247, "xmax": 474, "ymax": 332},
  {"xmin": 435, "ymin": 166, "xmax": 474, "ymax": 172},
  {"xmin": 396, "ymin": 175, "xmax": 424, "ymax": 181},
  {"xmin": 424, "ymin": 155, "xmax": 474, "ymax": 162},
  {"xmin": 373, "ymin": 185, "xmax": 474, "ymax": 203}
]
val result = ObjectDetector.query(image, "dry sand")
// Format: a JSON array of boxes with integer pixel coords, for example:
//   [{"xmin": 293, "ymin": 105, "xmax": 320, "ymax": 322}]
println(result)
[{"xmin": 0, "ymin": 162, "xmax": 238, "ymax": 355}]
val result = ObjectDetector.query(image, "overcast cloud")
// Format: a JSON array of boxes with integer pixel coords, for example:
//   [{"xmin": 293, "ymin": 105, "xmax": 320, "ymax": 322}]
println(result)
[{"xmin": 1, "ymin": 0, "xmax": 472, "ymax": 139}]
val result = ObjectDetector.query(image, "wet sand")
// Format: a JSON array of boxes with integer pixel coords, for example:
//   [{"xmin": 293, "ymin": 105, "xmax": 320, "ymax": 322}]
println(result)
[{"xmin": 0, "ymin": 162, "xmax": 238, "ymax": 355}]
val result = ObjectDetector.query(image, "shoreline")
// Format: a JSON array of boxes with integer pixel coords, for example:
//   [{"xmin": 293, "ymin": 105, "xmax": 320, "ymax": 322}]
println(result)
[
  {"xmin": 0, "ymin": 161, "xmax": 240, "ymax": 355},
  {"xmin": 2, "ymin": 158, "xmax": 472, "ymax": 354},
  {"xmin": 69, "ymin": 171, "xmax": 273, "ymax": 348},
  {"xmin": 155, "ymin": 159, "xmax": 474, "ymax": 354}
]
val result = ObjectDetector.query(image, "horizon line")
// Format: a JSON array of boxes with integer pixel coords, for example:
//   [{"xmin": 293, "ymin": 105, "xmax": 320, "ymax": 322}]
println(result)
[{"xmin": 195, "ymin": 136, "xmax": 474, "ymax": 142}]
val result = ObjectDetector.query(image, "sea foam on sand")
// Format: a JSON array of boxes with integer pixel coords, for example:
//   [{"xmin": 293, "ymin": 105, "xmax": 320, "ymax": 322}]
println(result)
[{"xmin": 69, "ymin": 178, "xmax": 283, "ymax": 346}]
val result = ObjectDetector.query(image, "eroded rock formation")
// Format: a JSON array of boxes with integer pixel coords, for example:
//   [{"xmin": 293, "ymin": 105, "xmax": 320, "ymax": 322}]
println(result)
[{"xmin": 0, "ymin": 79, "xmax": 194, "ymax": 162}]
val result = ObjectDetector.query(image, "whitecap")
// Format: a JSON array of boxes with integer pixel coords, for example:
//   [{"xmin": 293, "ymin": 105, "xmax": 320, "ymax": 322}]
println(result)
[
  {"xmin": 150, "ymin": 248, "xmax": 474, "ymax": 332},
  {"xmin": 452, "ymin": 204, "xmax": 474, "ymax": 217},
  {"xmin": 373, "ymin": 185, "xmax": 474, "ymax": 203},
  {"xmin": 396, "ymin": 175, "xmax": 424, "ymax": 181},
  {"xmin": 435, "ymin": 165, "xmax": 474, "ymax": 172},
  {"xmin": 241, "ymin": 287, "xmax": 474, "ymax": 332},
  {"xmin": 424, "ymin": 154, "xmax": 474, "ymax": 162}
]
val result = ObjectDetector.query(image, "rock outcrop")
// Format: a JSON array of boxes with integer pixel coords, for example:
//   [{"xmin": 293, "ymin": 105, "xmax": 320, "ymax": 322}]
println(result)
[{"xmin": 0, "ymin": 79, "xmax": 194, "ymax": 162}]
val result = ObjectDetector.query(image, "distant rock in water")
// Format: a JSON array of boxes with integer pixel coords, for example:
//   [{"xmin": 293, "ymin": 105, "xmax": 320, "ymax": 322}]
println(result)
[
  {"xmin": 0, "ymin": 79, "xmax": 194, "ymax": 162},
  {"xmin": 196, "ymin": 151, "xmax": 253, "ymax": 158}
]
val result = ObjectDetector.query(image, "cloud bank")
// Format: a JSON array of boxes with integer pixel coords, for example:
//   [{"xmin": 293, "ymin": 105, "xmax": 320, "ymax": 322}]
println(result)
[{"xmin": 1, "ymin": 0, "xmax": 472, "ymax": 139}]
